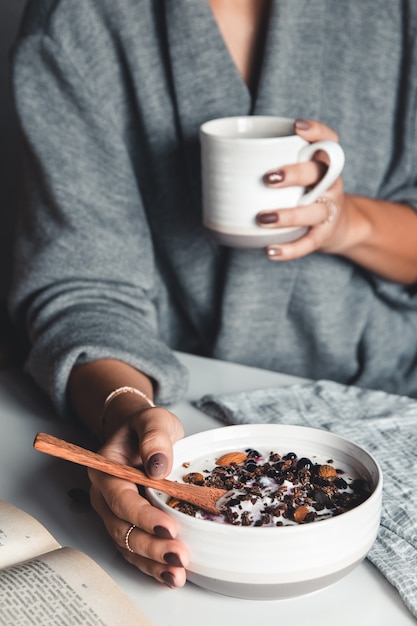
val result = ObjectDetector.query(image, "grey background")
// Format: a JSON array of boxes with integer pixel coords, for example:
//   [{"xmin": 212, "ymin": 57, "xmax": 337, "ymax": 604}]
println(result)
[{"xmin": 0, "ymin": 0, "xmax": 27, "ymax": 299}]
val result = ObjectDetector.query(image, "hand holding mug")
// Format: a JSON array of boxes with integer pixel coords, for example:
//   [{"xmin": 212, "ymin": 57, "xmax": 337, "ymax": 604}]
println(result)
[
  {"xmin": 200, "ymin": 116, "xmax": 345, "ymax": 249},
  {"xmin": 258, "ymin": 119, "xmax": 348, "ymax": 261}
]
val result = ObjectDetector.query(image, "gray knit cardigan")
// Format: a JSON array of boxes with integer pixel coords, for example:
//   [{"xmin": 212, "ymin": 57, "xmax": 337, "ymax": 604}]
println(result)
[{"xmin": 10, "ymin": 0, "xmax": 417, "ymax": 416}]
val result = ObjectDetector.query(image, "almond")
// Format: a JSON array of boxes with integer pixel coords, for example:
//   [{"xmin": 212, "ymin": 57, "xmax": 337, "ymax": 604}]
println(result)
[
  {"xmin": 167, "ymin": 498, "xmax": 181, "ymax": 508},
  {"xmin": 215, "ymin": 451, "xmax": 248, "ymax": 466},
  {"xmin": 182, "ymin": 472, "xmax": 205, "ymax": 485},
  {"xmin": 319, "ymin": 464, "xmax": 337, "ymax": 478},
  {"xmin": 294, "ymin": 504, "xmax": 310, "ymax": 523}
]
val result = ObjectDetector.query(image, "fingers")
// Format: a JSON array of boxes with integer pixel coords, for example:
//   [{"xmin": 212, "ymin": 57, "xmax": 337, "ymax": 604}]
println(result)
[
  {"xmin": 263, "ymin": 160, "xmax": 327, "ymax": 189},
  {"xmin": 118, "ymin": 544, "xmax": 186, "ymax": 589},
  {"xmin": 294, "ymin": 118, "xmax": 339, "ymax": 143},
  {"xmin": 89, "ymin": 468, "xmax": 176, "ymax": 536},
  {"xmin": 133, "ymin": 406, "xmax": 185, "ymax": 478},
  {"xmin": 257, "ymin": 195, "xmax": 341, "ymax": 261},
  {"xmin": 90, "ymin": 478, "xmax": 189, "ymax": 588},
  {"xmin": 87, "ymin": 406, "xmax": 188, "ymax": 588},
  {"xmin": 257, "ymin": 196, "xmax": 336, "ymax": 230},
  {"xmin": 258, "ymin": 116, "xmax": 345, "ymax": 262},
  {"xmin": 103, "ymin": 405, "xmax": 185, "ymax": 480},
  {"xmin": 263, "ymin": 119, "xmax": 339, "ymax": 190},
  {"xmin": 266, "ymin": 224, "xmax": 327, "ymax": 261}
]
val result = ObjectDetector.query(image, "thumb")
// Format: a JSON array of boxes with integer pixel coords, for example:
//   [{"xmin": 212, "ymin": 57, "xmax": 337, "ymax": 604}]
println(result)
[{"xmin": 133, "ymin": 406, "xmax": 184, "ymax": 479}]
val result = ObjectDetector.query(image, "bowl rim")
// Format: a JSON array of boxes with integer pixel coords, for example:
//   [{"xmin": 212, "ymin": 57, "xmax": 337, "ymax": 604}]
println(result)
[{"xmin": 147, "ymin": 423, "xmax": 383, "ymax": 533}]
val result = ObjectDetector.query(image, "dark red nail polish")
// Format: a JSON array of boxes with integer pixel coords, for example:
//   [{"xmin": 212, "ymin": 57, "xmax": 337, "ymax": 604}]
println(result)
[
  {"xmin": 295, "ymin": 118, "xmax": 311, "ymax": 130},
  {"xmin": 154, "ymin": 525, "xmax": 173, "ymax": 539},
  {"xmin": 161, "ymin": 571, "xmax": 176, "ymax": 588},
  {"xmin": 258, "ymin": 212, "xmax": 278, "ymax": 225},
  {"xmin": 164, "ymin": 552, "xmax": 183, "ymax": 567},
  {"xmin": 263, "ymin": 170, "xmax": 284, "ymax": 185},
  {"xmin": 147, "ymin": 453, "xmax": 168, "ymax": 478},
  {"xmin": 267, "ymin": 246, "xmax": 282, "ymax": 257}
]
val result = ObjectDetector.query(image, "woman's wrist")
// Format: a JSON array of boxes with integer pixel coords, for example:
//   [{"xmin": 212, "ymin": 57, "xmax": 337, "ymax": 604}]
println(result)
[
  {"xmin": 342, "ymin": 194, "xmax": 370, "ymax": 248},
  {"xmin": 328, "ymin": 194, "xmax": 417, "ymax": 283},
  {"xmin": 68, "ymin": 359, "xmax": 157, "ymax": 440},
  {"xmin": 101, "ymin": 386, "xmax": 156, "ymax": 441},
  {"xmin": 324, "ymin": 194, "xmax": 372, "ymax": 257}
]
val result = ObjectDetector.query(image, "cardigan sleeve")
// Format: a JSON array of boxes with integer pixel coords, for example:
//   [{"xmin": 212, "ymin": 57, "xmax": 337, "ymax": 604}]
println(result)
[{"xmin": 10, "ymin": 19, "xmax": 189, "ymax": 418}]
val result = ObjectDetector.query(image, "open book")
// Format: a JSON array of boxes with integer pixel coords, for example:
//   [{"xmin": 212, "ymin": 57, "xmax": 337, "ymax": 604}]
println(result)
[{"xmin": 0, "ymin": 500, "xmax": 155, "ymax": 625}]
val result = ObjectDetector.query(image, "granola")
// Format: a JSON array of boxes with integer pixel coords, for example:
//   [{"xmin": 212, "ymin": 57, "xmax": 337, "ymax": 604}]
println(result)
[{"xmin": 169, "ymin": 448, "xmax": 371, "ymax": 526}]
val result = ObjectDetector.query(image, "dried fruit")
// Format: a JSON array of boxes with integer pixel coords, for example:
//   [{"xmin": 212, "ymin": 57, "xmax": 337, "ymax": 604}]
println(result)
[
  {"xmin": 294, "ymin": 504, "xmax": 310, "ymax": 523},
  {"xmin": 296, "ymin": 457, "xmax": 312, "ymax": 471},
  {"xmin": 215, "ymin": 451, "xmax": 248, "ymax": 466},
  {"xmin": 319, "ymin": 464, "xmax": 337, "ymax": 478},
  {"xmin": 170, "ymin": 448, "xmax": 371, "ymax": 527},
  {"xmin": 183, "ymin": 472, "xmax": 205, "ymax": 485}
]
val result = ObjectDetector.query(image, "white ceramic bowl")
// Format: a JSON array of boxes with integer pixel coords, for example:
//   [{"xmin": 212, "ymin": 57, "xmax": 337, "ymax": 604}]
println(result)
[{"xmin": 147, "ymin": 424, "xmax": 382, "ymax": 600}]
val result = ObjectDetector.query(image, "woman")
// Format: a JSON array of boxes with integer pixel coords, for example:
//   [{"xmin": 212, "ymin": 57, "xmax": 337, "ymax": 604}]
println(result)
[{"xmin": 10, "ymin": 0, "xmax": 417, "ymax": 588}]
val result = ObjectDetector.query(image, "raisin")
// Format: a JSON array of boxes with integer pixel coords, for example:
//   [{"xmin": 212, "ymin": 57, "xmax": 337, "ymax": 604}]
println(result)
[
  {"xmin": 266, "ymin": 468, "xmax": 282, "ymax": 480},
  {"xmin": 351, "ymin": 479, "xmax": 371, "ymax": 495},
  {"xmin": 226, "ymin": 498, "xmax": 241, "ymax": 507},
  {"xmin": 246, "ymin": 449, "xmax": 261, "ymax": 459},
  {"xmin": 245, "ymin": 460, "xmax": 257, "ymax": 473},
  {"xmin": 283, "ymin": 452, "xmax": 297, "ymax": 460},
  {"xmin": 296, "ymin": 457, "xmax": 313, "ymax": 471},
  {"xmin": 333, "ymin": 477, "xmax": 348, "ymax": 490},
  {"xmin": 313, "ymin": 488, "xmax": 330, "ymax": 505}
]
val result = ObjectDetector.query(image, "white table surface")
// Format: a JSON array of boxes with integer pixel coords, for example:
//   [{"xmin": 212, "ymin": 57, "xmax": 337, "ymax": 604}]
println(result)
[{"xmin": 0, "ymin": 351, "xmax": 415, "ymax": 625}]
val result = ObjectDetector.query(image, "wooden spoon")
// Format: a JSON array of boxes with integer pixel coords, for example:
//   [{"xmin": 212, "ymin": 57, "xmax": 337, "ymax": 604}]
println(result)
[{"xmin": 33, "ymin": 432, "xmax": 226, "ymax": 515}]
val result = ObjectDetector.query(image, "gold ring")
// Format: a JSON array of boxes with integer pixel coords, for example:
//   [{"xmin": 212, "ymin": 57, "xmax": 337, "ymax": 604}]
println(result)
[
  {"xmin": 318, "ymin": 196, "xmax": 337, "ymax": 223},
  {"xmin": 124, "ymin": 524, "xmax": 136, "ymax": 553}
]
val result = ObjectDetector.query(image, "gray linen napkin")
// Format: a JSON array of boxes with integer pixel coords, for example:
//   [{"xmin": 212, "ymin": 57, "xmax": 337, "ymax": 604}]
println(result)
[{"xmin": 195, "ymin": 380, "xmax": 417, "ymax": 618}]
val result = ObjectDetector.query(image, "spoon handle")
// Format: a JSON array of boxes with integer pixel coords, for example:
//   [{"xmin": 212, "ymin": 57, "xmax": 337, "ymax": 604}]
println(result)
[{"xmin": 33, "ymin": 432, "xmax": 224, "ymax": 514}]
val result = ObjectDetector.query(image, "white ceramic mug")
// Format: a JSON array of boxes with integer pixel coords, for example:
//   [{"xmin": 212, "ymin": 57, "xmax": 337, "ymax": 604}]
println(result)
[{"xmin": 200, "ymin": 116, "xmax": 345, "ymax": 248}]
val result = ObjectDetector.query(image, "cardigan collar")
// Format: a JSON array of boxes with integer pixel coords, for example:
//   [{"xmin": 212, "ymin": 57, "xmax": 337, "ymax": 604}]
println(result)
[{"xmin": 162, "ymin": 0, "xmax": 326, "ymax": 134}]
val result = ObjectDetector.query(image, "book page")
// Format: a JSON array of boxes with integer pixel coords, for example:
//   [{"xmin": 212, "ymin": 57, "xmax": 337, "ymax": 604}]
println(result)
[
  {"xmin": 0, "ymin": 500, "xmax": 59, "ymax": 569},
  {"xmin": 0, "ymin": 547, "xmax": 155, "ymax": 626}
]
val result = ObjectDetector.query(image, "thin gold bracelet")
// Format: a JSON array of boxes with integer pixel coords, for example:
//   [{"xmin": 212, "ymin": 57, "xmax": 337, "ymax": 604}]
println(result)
[{"xmin": 101, "ymin": 386, "xmax": 155, "ymax": 440}]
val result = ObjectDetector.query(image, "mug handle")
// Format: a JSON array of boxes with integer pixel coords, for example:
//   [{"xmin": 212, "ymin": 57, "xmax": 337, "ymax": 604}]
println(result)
[{"xmin": 297, "ymin": 140, "xmax": 345, "ymax": 205}]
